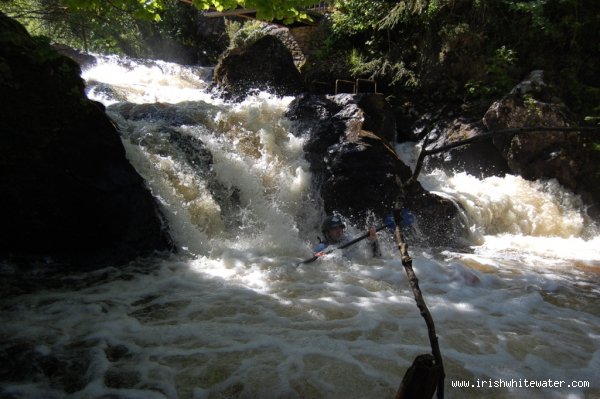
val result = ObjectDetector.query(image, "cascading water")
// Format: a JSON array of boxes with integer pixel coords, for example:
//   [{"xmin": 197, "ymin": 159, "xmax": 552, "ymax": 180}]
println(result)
[{"xmin": 1, "ymin": 54, "xmax": 599, "ymax": 399}]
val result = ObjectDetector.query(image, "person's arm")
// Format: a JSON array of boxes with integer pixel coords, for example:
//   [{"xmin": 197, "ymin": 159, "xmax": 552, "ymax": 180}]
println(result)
[{"xmin": 367, "ymin": 226, "xmax": 382, "ymax": 257}]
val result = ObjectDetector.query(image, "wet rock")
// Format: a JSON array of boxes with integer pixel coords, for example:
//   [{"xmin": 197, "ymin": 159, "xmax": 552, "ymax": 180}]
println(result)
[
  {"xmin": 105, "ymin": 345, "xmax": 130, "ymax": 362},
  {"xmin": 286, "ymin": 93, "xmax": 460, "ymax": 245},
  {"xmin": 320, "ymin": 130, "xmax": 408, "ymax": 217},
  {"xmin": 0, "ymin": 12, "xmax": 174, "ymax": 268},
  {"xmin": 214, "ymin": 35, "xmax": 304, "ymax": 100},
  {"xmin": 287, "ymin": 93, "xmax": 398, "ymax": 175},
  {"xmin": 105, "ymin": 109, "xmax": 242, "ymax": 230},
  {"xmin": 109, "ymin": 102, "xmax": 198, "ymax": 126},
  {"xmin": 509, "ymin": 69, "xmax": 560, "ymax": 103},
  {"xmin": 85, "ymin": 81, "xmax": 130, "ymax": 103},
  {"xmin": 0, "ymin": 341, "xmax": 89, "ymax": 394},
  {"xmin": 424, "ymin": 118, "xmax": 510, "ymax": 178},
  {"xmin": 104, "ymin": 368, "xmax": 141, "ymax": 389}
]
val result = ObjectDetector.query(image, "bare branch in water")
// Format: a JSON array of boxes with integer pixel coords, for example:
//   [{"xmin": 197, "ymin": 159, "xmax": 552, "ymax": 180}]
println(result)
[{"xmin": 404, "ymin": 126, "xmax": 600, "ymax": 187}]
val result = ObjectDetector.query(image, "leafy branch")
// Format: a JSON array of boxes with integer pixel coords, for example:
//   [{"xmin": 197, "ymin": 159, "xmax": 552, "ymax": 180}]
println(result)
[{"xmin": 58, "ymin": 0, "xmax": 318, "ymax": 23}]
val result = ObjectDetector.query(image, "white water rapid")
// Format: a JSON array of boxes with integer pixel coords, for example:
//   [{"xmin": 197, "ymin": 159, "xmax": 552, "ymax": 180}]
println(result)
[{"xmin": 1, "ymin": 54, "xmax": 599, "ymax": 399}]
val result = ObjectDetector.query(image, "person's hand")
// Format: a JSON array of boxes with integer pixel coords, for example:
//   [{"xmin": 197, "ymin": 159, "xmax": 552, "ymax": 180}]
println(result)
[{"xmin": 315, "ymin": 251, "xmax": 325, "ymax": 257}]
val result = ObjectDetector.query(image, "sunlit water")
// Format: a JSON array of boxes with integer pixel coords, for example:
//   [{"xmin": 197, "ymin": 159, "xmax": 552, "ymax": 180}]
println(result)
[{"xmin": 1, "ymin": 55, "xmax": 599, "ymax": 399}]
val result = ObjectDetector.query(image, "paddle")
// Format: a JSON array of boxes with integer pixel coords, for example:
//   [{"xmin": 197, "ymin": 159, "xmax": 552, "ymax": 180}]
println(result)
[{"xmin": 297, "ymin": 224, "xmax": 388, "ymax": 266}]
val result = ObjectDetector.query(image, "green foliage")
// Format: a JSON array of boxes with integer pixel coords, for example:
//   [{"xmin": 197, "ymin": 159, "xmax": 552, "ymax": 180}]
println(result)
[
  {"xmin": 224, "ymin": 19, "xmax": 241, "ymax": 42},
  {"xmin": 332, "ymin": 0, "xmax": 392, "ymax": 34},
  {"xmin": 2, "ymin": 0, "xmax": 319, "ymax": 60},
  {"xmin": 225, "ymin": 19, "xmax": 265, "ymax": 50},
  {"xmin": 322, "ymin": 0, "xmax": 599, "ymax": 119},
  {"xmin": 1, "ymin": 0, "xmax": 147, "ymax": 54},
  {"xmin": 59, "ymin": 0, "xmax": 315, "ymax": 24},
  {"xmin": 61, "ymin": 0, "xmax": 165, "ymax": 21},
  {"xmin": 503, "ymin": 0, "xmax": 549, "ymax": 31},
  {"xmin": 349, "ymin": 48, "xmax": 419, "ymax": 88},
  {"xmin": 380, "ymin": 0, "xmax": 440, "ymax": 29},
  {"xmin": 465, "ymin": 45, "xmax": 517, "ymax": 99}
]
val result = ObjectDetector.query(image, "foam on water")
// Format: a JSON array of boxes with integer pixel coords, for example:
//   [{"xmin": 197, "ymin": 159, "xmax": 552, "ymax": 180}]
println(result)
[
  {"xmin": 1, "ymin": 57, "xmax": 599, "ymax": 399},
  {"xmin": 82, "ymin": 54, "xmax": 216, "ymax": 105},
  {"xmin": 3, "ymin": 249, "xmax": 598, "ymax": 398},
  {"xmin": 423, "ymin": 171, "xmax": 587, "ymax": 237}
]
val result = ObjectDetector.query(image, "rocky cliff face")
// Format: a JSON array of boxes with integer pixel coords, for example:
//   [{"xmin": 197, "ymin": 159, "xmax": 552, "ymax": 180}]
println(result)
[{"xmin": 0, "ymin": 12, "xmax": 173, "ymax": 268}]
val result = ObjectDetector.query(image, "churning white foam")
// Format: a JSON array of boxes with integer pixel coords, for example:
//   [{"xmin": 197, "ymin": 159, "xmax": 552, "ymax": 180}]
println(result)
[{"xmin": 82, "ymin": 54, "xmax": 215, "ymax": 105}]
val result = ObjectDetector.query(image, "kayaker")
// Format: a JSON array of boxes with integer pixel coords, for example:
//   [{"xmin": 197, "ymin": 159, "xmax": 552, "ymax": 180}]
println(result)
[{"xmin": 313, "ymin": 214, "xmax": 382, "ymax": 258}]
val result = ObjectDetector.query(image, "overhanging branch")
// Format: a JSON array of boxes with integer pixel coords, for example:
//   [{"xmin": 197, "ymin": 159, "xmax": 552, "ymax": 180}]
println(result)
[{"xmin": 404, "ymin": 125, "xmax": 600, "ymax": 187}]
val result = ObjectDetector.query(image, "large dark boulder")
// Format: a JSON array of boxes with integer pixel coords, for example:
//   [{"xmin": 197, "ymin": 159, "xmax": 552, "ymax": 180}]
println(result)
[
  {"xmin": 214, "ymin": 35, "xmax": 304, "ymax": 99},
  {"xmin": 483, "ymin": 70, "xmax": 600, "ymax": 219},
  {"xmin": 0, "ymin": 12, "xmax": 173, "ymax": 267},
  {"xmin": 321, "ymin": 129, "xmax": 409, "ymax": 217},
  {"xmin": 286, "ymin": 93, "xmax": 460, "ymax": 246},
  {"xmin": 420, "ymin": 118, "xmax": 511, "ymax": 178},
  {"xmin": 289, "ymin": 93, "xmax": 407, "ymax": 217}
]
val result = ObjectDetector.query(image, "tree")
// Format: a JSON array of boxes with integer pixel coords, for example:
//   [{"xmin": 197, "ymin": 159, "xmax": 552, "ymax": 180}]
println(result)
[{"xmin": 1, "ymin": 0, "xmax": 150, "ymax": 54}]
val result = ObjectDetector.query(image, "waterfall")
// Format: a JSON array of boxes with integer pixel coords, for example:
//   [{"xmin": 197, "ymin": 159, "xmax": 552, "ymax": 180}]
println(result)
[
  {"xmin": 84, "ymin": 54, "xmax": 322, "ymax": 259},
  {"xmin": 1, "ymin": 54, "xmax": 598, "ymax": 399}
]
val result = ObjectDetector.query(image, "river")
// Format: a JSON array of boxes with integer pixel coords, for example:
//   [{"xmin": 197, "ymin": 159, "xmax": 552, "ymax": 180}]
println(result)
[{"xmin": 1, "ymin": 54, "xmax": 599, "ymax": 399}]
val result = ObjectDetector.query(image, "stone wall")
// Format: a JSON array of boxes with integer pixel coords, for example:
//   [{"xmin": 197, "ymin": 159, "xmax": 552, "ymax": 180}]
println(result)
[{"xmin": 262, "ymin": 25, "xmax": 318, "ymax": 67}]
